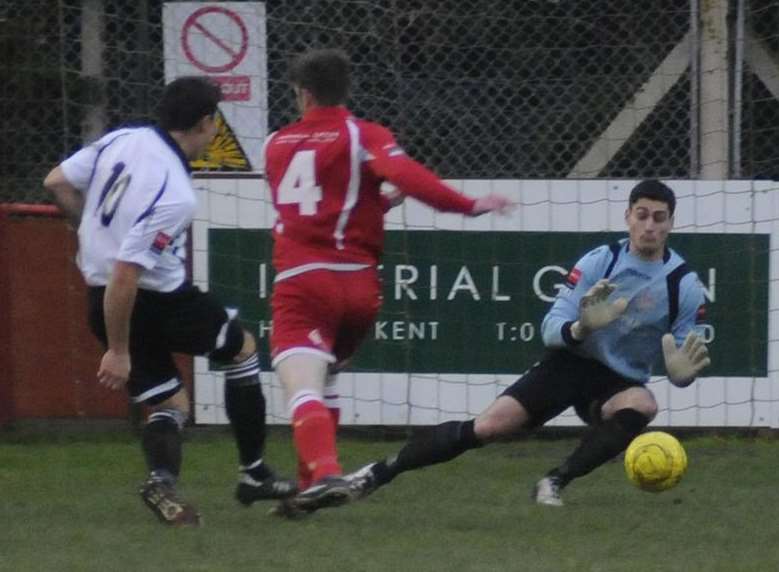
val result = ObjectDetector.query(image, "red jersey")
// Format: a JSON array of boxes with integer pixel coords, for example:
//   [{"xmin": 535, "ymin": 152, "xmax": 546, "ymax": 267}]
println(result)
[{"xmin": 263, "ymin": 106, "xmax": 476, "ymax": 274}]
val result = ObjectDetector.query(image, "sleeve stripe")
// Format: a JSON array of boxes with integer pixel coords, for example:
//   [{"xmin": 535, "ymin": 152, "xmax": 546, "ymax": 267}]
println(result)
[
  {"xmin": 333, "ymin": 119, "xmax": 362, "ymax": 250},
  {"xmin": 666, "ymin": 262, "xmax": 691, "ymax": 328},
  {"xmin": 603, "ymin": 242, "xmax": 623, "ymax": 278},
  {"xmin": 561, "ymin": 321, "xmax": 583, "ymax": 346},
  {"xmin": 85, "ymin": 131, "xmax": 132, "ymax": 191}
]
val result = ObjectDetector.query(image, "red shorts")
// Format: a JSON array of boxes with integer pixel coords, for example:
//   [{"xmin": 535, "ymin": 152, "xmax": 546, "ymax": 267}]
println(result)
[{"xmin": 270, "ymin": 268, "xmax": 381, "ymax": 368}]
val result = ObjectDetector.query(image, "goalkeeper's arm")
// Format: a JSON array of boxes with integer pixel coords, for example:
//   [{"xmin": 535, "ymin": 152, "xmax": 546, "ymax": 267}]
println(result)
[
  {"xmin": 569, "ymin": 279, "xmax": 628, "ymax": 340},
  {"xmin": 543, "ymin": 278, "xmax": 628, "ymax": 345},
  {"xmin": 542, "ymin": 247, "xmax": 624, "ymax": 348}
]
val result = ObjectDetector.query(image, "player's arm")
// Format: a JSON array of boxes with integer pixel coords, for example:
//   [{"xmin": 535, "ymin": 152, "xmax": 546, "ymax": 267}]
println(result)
[
  {"xmin": 44, "ymin": 137, "xmax": 105, "ymax": 227},
  {"xmin": 43, "ymin": 165, "xmax": 85, "ymax": 228},
  {"xmin": 98, "ymin": 260, "xmax": 142, "ymax": 390},
  {"xmin": 363, "ymin": 124, "xmax": 511, "ymax": 216},
  {"xmin": 99, "ymin": 176, "xmax": 191, "ymax": 389},
  {"xmin": 542, "ymin": 247, "xmax": 627, "ymax": 347},
  {"xmin": 661, "ymin": 275, "xmax": 710, "ymax": 387}
]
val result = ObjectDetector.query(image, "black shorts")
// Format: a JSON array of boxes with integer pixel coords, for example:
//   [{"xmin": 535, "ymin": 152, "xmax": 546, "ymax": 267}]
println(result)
[
  {"xmin": 87, "ymin": 283, "xmax": 243, "ymax": 405},
  {"xmin": 501, "ymin": 350, "xmax": 643, "ymax": 427}
]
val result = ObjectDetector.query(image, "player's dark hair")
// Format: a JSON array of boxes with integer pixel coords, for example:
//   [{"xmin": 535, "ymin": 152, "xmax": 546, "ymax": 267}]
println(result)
[
  {"xmin": 158, "ymin": 76, "xmax": 222, "ymax": 131},
  {"xmin": 289, "ymin": 48, "xmax": 351, "ymax": 106},
  {"xmin": 629, "ymin": 179, "xmax": 676, "ymax": 215}
]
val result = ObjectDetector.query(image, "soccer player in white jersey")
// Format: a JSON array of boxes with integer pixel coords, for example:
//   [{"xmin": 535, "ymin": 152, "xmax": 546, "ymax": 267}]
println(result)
[
  {"xmin": 346, "ymin": 180, "xmax": 711, "ymax": 507},
  {"xmin": 43, "ymin": 77, "xmax": 295, "ymax": 526}
]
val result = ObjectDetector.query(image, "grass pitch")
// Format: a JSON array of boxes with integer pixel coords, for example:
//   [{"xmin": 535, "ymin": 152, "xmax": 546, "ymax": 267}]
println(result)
[{"xmin": 1, "ymin": 426, "xmax": 778, "ymax": 571}]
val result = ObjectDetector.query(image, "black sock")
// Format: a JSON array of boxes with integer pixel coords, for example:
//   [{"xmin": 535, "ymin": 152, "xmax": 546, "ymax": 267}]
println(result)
[
  {"xmin": 223, "ymin": 354, "xmax": 272, "ymax": 480},
  {"xmin": 142, "ymin": 409, "xmax": 185, "ymax": 482},
  {"xmin": 549, "ymin": 408, "xmax": 649, "ymax": 488},
  {"xmin": 375, "ymin": 420, "xmax": 482, "ymax": 486}
]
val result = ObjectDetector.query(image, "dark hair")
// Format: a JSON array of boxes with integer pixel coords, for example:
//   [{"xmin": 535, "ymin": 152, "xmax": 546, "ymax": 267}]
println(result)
[
  {"xmin": 289, "ymin": 48, "xmax": 351, "ymax": 106},
  {"xmin": 629, "ymin": 179, "xmax": 676, "ymax": 215},
  {"xmin": 157, "ymin": 76, "xmax": 222, "ymax": 131}
]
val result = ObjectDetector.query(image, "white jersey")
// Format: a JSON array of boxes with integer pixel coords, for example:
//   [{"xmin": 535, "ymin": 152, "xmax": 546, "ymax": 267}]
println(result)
[{"xmin": 61, "ymin": 126, "xmax": 197, "ymax": 292}]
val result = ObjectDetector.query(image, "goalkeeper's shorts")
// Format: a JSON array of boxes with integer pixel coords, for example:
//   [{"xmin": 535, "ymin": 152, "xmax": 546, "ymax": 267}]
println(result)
[{"xmin": 501, "ymin": 349, "xmax": 643, "ymax": 427}]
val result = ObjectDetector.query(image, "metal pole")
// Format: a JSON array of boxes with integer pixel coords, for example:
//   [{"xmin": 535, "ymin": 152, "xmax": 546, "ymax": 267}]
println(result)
[
  {"xmin": 731, "ymin": 0, "xmax": 746, "ymax": 178},
  {"xmin": 690, "ymin": 0, "xmax": 700, "ymax": 177},
  {"xmin": 699, "ymin": 0, "xmax": 730, "ymax": 179},
  {"xmin": 81, "ymin": 0, "xmax": 106, "ymax": 143}
]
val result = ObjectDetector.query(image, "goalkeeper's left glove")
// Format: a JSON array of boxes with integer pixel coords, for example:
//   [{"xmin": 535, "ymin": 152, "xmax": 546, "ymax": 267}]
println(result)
[{"xmin": 662, "ymin": 331, "xmax": 711, "ymax": 387}]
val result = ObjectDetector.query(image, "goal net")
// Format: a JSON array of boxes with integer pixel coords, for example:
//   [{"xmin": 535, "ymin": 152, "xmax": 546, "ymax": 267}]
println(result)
[{"xmin": 192, "ymin": 177, "xmax": 776, "ymax": 427}]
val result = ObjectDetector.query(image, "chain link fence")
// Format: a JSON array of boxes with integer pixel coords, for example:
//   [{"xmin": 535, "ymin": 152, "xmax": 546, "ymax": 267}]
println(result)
[
  {"xmin": 1, "ymin": 0, "xmax": 777, "ymax": 203},
  {"xmin": 744, "ymin": 0, "xmax": 779, "ymax": 178}
]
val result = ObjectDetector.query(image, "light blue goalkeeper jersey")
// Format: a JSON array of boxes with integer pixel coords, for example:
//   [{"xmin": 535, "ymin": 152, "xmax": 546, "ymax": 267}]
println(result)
[{"xmin": 541, "ymin": 239, "xmax": 705, "ymax": 383}]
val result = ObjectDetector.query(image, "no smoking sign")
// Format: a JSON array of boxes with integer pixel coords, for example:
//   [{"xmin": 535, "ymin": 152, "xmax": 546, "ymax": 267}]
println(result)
[
  {"xmin": 165, "ymin": 2, "xmax": 265, "ymax": 170},
  {"xmin": 181, "ymin": 6, "xmax": 249, "ymax": 73}
]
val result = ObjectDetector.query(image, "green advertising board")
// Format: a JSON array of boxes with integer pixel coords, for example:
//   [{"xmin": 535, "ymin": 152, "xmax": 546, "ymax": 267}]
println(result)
[{"xmin": 209, "ymin": 230, "xmax": 768, "ymax": 377}]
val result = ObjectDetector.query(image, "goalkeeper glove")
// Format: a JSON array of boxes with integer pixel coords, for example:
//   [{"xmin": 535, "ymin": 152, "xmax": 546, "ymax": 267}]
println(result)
[
  {"xmin": 662, "ymin": 331, "xmax": 711, "ymax": 387},
  {"xmin": 571, "ymin": 279, "xmax": 628, "ymax": 340}
]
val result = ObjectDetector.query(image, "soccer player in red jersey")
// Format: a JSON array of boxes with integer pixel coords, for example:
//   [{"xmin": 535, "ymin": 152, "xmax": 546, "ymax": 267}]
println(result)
[{"xmin": 262, "ymin": 48, "xmax": 512, "ymax": 513}]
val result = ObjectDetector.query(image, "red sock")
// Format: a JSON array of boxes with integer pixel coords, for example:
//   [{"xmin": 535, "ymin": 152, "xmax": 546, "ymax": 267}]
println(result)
[
  {"xmin": 297, "ymin": 457, "xmax": 312, "ymax": 491},
  {"xmin": 292, "ymin": 400, "xmax": 341, "ymax": 483}
]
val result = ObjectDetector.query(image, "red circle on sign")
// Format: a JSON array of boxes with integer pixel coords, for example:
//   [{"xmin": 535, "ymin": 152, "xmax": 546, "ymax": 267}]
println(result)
[{"xmin": 181, "ymin": 6, "xmax": 248, "ymax": 73}]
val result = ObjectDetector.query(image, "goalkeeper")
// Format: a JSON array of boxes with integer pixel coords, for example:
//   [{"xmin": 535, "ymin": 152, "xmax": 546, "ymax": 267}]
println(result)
[{"xmin": 346, "ymin": 179, "xmax": 710, "ymax": 507}]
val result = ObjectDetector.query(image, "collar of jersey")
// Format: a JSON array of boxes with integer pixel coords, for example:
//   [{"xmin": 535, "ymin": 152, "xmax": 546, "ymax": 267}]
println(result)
[
  {"xmin": 624, "ymin": 240, "xmax": 672, "ymax": 264},
  {"xmin": 153, "ymin": 125, "xmax": 192, "ymax": 174},
  {"xmin": 302, "ymin": 106, "xmax": 352, "ymax": 122}
]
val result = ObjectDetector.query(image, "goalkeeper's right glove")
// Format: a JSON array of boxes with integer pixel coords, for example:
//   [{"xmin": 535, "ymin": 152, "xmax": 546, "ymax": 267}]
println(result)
[
  {"xmin": 662, "ymin": 331, "xmax": 711, "ymax": 387},
  {"xmin": 571, "ymin": 279, "xmax": 628, "ymax": 340}
]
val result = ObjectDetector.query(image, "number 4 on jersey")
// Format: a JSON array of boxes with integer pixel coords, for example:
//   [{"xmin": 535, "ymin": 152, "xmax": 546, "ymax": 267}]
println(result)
[{"xmin": 277, "ymin": 150, "xmax": 322, "ymax": 215}]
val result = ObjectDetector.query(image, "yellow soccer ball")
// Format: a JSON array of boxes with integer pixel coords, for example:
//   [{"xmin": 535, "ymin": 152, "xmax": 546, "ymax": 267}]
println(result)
[{"xmin": 624, "ymin": 431, "xmax": 687, "ymax": 492}]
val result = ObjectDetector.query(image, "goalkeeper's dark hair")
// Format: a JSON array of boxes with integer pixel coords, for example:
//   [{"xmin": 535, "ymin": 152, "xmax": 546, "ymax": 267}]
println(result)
[
  {"xmin": 289, "ymin": 48, "xmax": 351, "ymax": 106},
  {"xmin": 158, "ymin": 76, "xmax": 222, "ymax": 131},
  {"xmin": 629, "ymin": 179, "xmax": 676, "ymax": 215}
]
